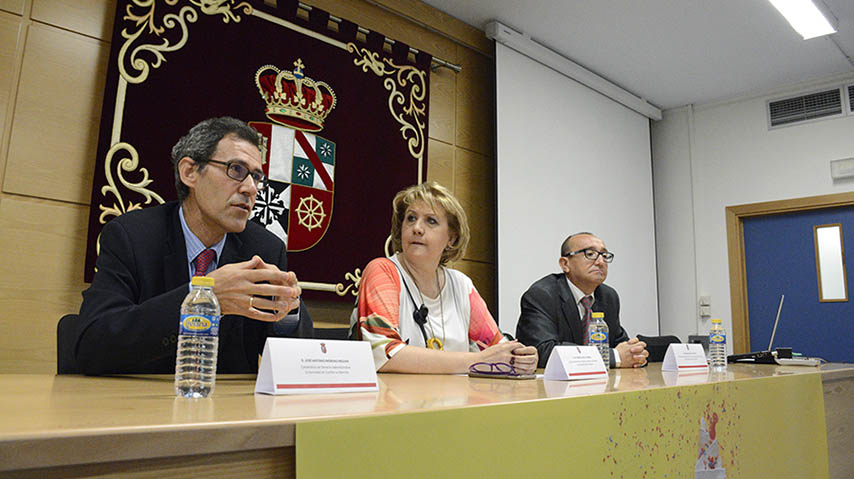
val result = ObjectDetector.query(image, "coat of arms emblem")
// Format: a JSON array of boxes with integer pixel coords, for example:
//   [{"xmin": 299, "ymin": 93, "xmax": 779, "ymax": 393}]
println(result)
[{"xmin": 249, "ymin": 60, "xmax": 337, "ymax": 251}]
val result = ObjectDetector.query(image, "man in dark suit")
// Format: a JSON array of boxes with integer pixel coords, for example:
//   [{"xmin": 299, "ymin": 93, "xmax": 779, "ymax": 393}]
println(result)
[
  {"xmin": 75, "ymin": 117, "xmax": 311, "ymax": 375},
  {"xmin": 516, "ymin": 232, "xmax": 648, "ymax": 368}
]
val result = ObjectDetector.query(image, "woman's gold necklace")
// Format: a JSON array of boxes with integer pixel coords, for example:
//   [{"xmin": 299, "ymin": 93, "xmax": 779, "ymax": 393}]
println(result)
[
  {"xmin": 424, "ymin": 268, "xmax": 446, "ymax": 350},
  {"xmin": 402, "ymin": 256, "xmax": 445, "ymax": 350}
]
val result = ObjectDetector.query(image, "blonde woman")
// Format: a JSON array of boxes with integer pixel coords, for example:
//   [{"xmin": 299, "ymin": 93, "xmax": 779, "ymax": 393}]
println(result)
[{"xmin": 351, "ymin": 182, "xmax": 537, "ymax": 374}]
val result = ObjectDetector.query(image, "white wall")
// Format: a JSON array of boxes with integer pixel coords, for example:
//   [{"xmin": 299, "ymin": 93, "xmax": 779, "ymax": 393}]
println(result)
[
  {"xmin": 652, "ymin": 75, "xmax": 854, "ymax": 348},
  {"xmin": 496, "ymin": 43, "xmax": 659, "ymax": 339},
  {"xmin": 651, "ymin": 107, "xmax": 698, "ymax": 342}
]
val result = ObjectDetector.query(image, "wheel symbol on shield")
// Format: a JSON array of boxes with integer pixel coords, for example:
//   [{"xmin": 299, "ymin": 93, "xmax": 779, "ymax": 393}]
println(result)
[{"xmin": 295, "ymin": 194, "xmax": 326, "ymax": 231}]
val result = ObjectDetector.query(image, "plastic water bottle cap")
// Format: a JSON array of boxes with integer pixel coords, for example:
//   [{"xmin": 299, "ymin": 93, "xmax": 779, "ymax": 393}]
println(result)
[{"xmin": 191, "ymin": 276, "xmax": 215, "ymax": 288}]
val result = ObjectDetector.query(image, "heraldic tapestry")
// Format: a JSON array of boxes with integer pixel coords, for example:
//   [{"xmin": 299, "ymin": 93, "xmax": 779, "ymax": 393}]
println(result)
[{"xmin": 86, "ymin": 0, "xmax": 432, "ymax": 302}]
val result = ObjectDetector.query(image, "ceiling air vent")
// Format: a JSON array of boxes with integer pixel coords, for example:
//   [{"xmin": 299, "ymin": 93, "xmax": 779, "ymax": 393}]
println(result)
[
  {"xmin": 768, "ymin": 87, "xmax": 842, "ymax": 128},
  {"xmin": 849, "ymin": 84, "xmax": 854, "ymax": 112}
]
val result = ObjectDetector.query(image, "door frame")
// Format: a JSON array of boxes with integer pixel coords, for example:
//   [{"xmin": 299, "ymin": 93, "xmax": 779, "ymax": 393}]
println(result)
[{"xmin": 725, "ymin": 191, "xmax": 854, "ymax": 354}]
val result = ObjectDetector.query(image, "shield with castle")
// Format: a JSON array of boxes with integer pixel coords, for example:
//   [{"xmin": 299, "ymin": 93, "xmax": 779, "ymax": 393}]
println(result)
[{"xmin": 249, "ymin": 59, "xmax": 337, "ymax": 251}]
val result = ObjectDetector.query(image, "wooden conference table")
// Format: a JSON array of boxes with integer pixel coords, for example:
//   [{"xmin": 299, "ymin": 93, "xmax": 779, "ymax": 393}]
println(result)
[{"xmin": 1, "ymin": 363, "xmax": 852, "ymax": 478}]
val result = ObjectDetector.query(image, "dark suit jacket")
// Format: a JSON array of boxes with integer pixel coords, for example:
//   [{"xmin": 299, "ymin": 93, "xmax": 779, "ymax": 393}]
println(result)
[
  {"xmin": 516, "ymin": 273, "xmax": 629, "ymax": 368},
  {"xmin": 75, "ymin": 201, "xmax": 312, "ymax": 375}
]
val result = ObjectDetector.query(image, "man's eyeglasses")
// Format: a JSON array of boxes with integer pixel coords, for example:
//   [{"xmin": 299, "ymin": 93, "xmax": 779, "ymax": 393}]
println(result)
[
  {"xmin": 205, "ymin": 159, "xmax": 266, "ymax": 190},
  {"xmin": 562, "ymin": 248, "xmax": 615, "ymax": 263}
]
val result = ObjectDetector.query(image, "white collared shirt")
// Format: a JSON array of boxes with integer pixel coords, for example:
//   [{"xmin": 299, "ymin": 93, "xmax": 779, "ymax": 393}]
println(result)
[
  {"xmin": 179, "ymin": 205, "xmax": 300, "ymax": 334},
  {"xmin": 565, "ymin": 277, "xmax": 592, "ymax": 322},
  {"xmin": 565, "ymin": 276, "xmax": 618, "ymax": 366},
  {"xmin": 179, "ymin": 206, "xmax": 226, "ymax": 279}
]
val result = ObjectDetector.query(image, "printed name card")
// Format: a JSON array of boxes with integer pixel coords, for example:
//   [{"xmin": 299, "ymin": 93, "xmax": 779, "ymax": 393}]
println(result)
[
  {"xmin": 661, "ymin": 343, "xmax": 709, "ymax": 372},
  {"xmin": 254, "ymin": 338, "xmax": 378, "ymax": 395},
  {"xmin": 544, "ymin": 345, "xmax": 608, "ymax": 381}
]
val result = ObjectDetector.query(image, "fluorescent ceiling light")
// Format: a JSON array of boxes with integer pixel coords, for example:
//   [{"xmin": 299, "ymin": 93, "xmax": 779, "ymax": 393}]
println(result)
[{"xmin": 769, "ymin": 0, "xmax": 838, "ymax": 40}]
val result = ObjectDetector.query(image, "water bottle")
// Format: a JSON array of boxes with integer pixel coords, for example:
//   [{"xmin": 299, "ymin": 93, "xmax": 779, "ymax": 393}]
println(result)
[
  {"xmin": 709, "ymin": 318, "xmax": 727, "ymax": 371},
  {"xmin": 588, "ymin": 312, "xmax": 610, "ymax": 367},
  {"xmin": 175, "ymin": 276, "xmax": 220, "ymax": 398}
]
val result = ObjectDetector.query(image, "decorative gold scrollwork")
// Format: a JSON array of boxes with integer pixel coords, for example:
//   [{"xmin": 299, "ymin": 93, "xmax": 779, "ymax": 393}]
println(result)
[
  {"xmin": 349, "ymin": 47, "xmax": 388, "ymax": 76},
  {"xmin": 120, "ymin": 4, "xmax": 197, "ymax": 84},
  {"xmin": 189, "ymin": 0, "xmax": 252, "ymax": 23},
  {"xmin": 299, "ymin": 268, "xmax": 362, "ymax": 296},
  {"xmin": 99, "ymin": 142, "xmax": 165, "ymax": 224},
  {"xmin": 122, "ymin": 0, "xmax": 180, "ymax": 37},
  {"xmin": 347, "ymin": 43, "xmax": 427, "ymax": 163},
  {"xmin": 103, "ymin": 0, "xmax": 255, "ymax": 220},
  {"xmin": 335, "ymin": 268, "xmax": 362, "ymax": 297},
  {"xmin": 119, "ymin": 0, "xmax": 253, "ymax": 84}
]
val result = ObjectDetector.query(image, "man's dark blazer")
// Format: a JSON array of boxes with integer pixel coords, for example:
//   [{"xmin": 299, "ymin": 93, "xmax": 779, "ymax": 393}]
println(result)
[
  {"xmin": 516, "ymin": 273, "xmax": 629, "ymax": 368},
  {"xmin": 75, "ymin": 201, "xmax": 312, "ymax": 375}
]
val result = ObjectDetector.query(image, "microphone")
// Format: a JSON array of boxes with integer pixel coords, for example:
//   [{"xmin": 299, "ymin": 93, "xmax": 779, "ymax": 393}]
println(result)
[{"xmin": 413, "ymin": 304, "xmax": 428, "ymax": 326}]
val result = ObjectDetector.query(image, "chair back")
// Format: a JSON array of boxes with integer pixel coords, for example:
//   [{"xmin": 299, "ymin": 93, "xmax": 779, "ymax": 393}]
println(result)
[
  {"xmin": 57, "ymin": 314, "xmax": 80, "ymax": 374},
  {"xmin": 637, "ymin": 334, "xmax": 681, "ymax": 363},
  {"xmin": 313, "ymin": 327, "xmax": 351, "ymax": 340}
]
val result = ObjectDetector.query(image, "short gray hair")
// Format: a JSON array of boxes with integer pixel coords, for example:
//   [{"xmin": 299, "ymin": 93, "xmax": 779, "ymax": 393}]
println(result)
[{"xmin": 170, "ymin": 117, "xmax": 261, "ymax": 201}]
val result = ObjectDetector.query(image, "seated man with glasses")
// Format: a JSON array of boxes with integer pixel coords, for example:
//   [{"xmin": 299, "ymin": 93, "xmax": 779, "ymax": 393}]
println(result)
[
  {"xmin": 74, "ymin": 117, "xmax": 311, "ymax": 375},
  {"xmin": 516, "ymin": 232, "xmax": 648, "ymax": 368}
]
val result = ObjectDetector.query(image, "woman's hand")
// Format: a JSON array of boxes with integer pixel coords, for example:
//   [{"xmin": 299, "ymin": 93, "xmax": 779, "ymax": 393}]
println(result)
[
  {"xmin": 510, "ymin": 343, "xmax": 538, "ymax": 375},
  {"xmin": 476, "ymin": 341, "xmax": 538, "ymax": 375}
]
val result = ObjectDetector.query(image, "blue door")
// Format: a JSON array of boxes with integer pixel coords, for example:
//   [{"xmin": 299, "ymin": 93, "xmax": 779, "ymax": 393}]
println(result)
[{"xmin": 743, "ymin": 206, "xmax": 853, "ymax": 362}]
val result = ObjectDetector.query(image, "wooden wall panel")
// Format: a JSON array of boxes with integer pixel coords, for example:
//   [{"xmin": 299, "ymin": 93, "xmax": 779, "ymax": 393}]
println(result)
[
  {"xmin": 31, "ymin": 0, "xmax": 116, "ymax": 41},
  {"xmin": 454, "ymin": 44, "xmax": 493, "ymax": 157},
  {"xmin": 306, "ymin": 300, "xmax": 354, "ymax": 328},
  {"xmin": 0, "ymin": 0, "xmax": 23, "ymax": 15},
  {"xmin": 426, "ymin": 138, "xmax": 453, "ymax": 189},
  {"xmin": 0, "ymin": 12, "xmax": 21, "ymax": 170},
  {"xmin": 0, "ymin": 197, "xmax": 90, "ymax": 373},
  {"xmin": 452, "ymin": 259, "xmax": 496, "ymax": 318},
  {"xmin": 5, "ymin": 23, "xmax": 109, "ymax": 204},
  {"xmin": 455, "ymin": 147, "xmax": 494, "ymax": 263},
  {"xmin": 372, "ymin": 0, "xmax": 492, "ymax": 56},
  {"xmin": 428, "ymin": 67, "xmax": 455, "ymax": 144}
]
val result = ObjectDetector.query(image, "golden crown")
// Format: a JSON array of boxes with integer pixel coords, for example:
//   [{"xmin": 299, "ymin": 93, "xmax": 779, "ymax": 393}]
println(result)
[{"xmin": 255, "ymin": 60, "xmax": 337, "ymax": 132}]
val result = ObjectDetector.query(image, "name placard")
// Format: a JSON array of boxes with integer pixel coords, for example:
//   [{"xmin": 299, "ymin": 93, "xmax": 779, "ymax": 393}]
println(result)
[
  {"xmin": 661, "ymin": 343, "xmax": 709, "ymax": 372},
  {"xmin": 254, "ymin": 338, "xmax": 378, "ymax": 395},
  {"xmin": 544, "ymin": 345, "xmax": 608, "ymax": 381}
]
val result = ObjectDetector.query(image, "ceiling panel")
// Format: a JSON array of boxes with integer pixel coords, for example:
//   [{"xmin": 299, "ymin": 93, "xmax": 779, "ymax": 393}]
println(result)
[{"xmin": 421, "ymin": 0, "xmax": 854, "ymax": 109}]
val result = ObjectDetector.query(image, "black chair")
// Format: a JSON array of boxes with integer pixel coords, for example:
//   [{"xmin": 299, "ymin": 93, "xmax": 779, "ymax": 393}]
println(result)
[
  {"xmin": 637, "ymin": 334, "xmax": 681, "ymax": 363},
  {"xmin": 313, "ymin": 327, "xmax": 351, "ymax": 340},
  {"xmin": 688, "ymin": 335, "xmax": 710, "ymax": 355},
  {"xmin": 56, "ymin": 314, "xmax": 80, "ymax": 374}
]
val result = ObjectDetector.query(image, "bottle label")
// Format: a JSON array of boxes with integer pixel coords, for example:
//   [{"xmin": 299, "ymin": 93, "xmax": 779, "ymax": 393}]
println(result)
[
  {"xmin": 710, "ymin": 333, "xmax": 726, "ymax": 344},
  {"xmin": 589, "ymin": 331, "xmax": 608, "ymax": 343},
  {"xmin": 180, "ymin": 314, "xmax": 220, "ymax": 336}
]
